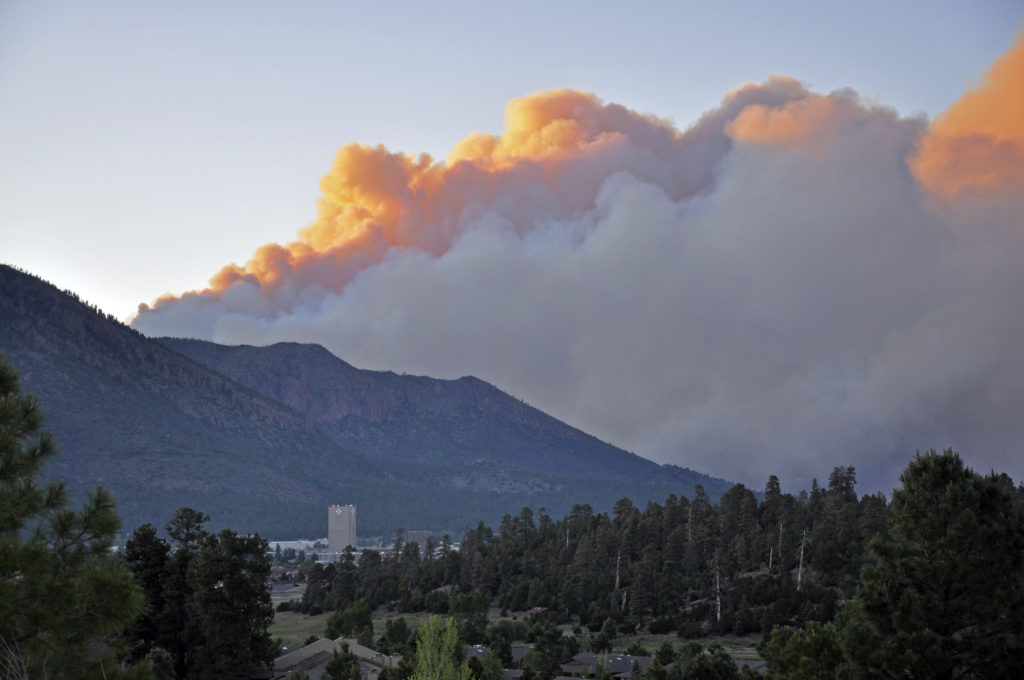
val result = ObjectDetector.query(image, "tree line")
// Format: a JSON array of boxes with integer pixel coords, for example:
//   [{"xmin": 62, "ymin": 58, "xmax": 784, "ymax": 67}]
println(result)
[
  {"xmin": 298, "ymin": 448, "xmax": 1024, "ymax": 679},
  {"xmin": 300, "ymin": 465, "xmax": 886, "ymax": 639}
]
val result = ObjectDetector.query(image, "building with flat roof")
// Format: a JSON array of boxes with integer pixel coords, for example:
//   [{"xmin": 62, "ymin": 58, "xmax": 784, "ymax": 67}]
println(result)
[{"xmin": 328, "ymin": 504, "xmax": 356, "ymax": 552}]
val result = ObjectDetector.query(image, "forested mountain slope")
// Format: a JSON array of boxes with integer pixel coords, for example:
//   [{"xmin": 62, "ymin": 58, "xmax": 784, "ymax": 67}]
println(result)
[
  {"xmin": 158, "ymin": 338, "xmax": 664, "ymax": 480},
  {"xmin": 0, "ymin": 264, "xmax": 380, "ymax": 534},
  {"xmin": 1, "ymin": 264, "xmax": 731, "ymax": 536}
]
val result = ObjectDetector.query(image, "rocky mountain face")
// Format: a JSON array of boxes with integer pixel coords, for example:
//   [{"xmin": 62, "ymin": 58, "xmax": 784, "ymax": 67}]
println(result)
[
  {"xmin": 1, "ymin": 265, "xmax": 731, "ymax": 538},
  {"xmin": 158, "ymin": 338, "xmax": 659, "ymax": 481}
]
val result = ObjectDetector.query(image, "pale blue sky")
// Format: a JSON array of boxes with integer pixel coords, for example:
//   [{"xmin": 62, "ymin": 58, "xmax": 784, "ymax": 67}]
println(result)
[{"xmin": 2, "ymin": 0, "xmax": 1021, "ymax": 320}]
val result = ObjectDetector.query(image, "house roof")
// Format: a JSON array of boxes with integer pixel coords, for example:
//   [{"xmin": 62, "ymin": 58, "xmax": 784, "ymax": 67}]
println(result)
[
  {"xmin": 734, "ymin": 656, "xmax": 767, "ymax": 674},
  {"xmin": 463, "ymin": 644, "xmax": 533, "ymax": 666},
  {"xmin": 560, "ymin": 653, "xmax": 653, "ymax": 678}
]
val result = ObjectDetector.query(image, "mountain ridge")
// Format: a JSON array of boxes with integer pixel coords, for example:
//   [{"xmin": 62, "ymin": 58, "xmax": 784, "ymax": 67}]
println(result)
[
  {"xmin": 156, "ymin": 338, "xmax": 661, "ymax": 481},
  {"xmin": 0, "ymin": 264, "xmax": 733, "ymax": 537}
]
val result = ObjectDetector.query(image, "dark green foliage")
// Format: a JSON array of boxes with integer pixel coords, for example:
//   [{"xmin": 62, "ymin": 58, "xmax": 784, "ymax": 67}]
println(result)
[
  {"xmin": 479, "ymin": 651, "xmax": 505, "ymax": 680},
  {"xmin": 329, "ymin": 545, "xmax": 359, "ymax": 610},
  {"xmin": 379, "ymin": 617, "xmax": 414, "ymax": 655},
  {"xmin": 380, "ymin": 650, "xmax": 416, "ymax": 680},
  {"xmin": 465, "ymin": 656, "xmax": 485, "ymax": 680},
  {"xmin": 324, "ymin": 641, "xmax": 362, "ymax": 680},
  {"xmin": 681, "ymin": 645, "xmax": 741, "ymax": 679},
  {"xmin": 152, "ymin": 509, "xmax": 210, "ymax": 677},
  {"xmin": 0, "ymin": 353, "xmax": 146, "ymax": 678},
  {"xmin": 124, "ymin": 506, "xmax": 275, "ymax": 679},
  {"xmin": 167, "ymin": 507, "xmax": 211, "ymax": 547},
  {"xmin": 646, "ymin": 657, "xmax": 668, "ymax": 680},
  {"xmin": 302, "ymin": 468, "xmax": 892, "ymax": 643},
  {"xmin": 519, "ymin": 619, "xmax": 573, "ymax": 680},
  {"xmin": 655, "ymin": 640, "xmax": 676, "ymax": 666},
  {"xmin": 187, "ymin": 529, "xmax": 276, "ymax": 679},
  {"xmin": 357, "ymin": 624, "xmax": 375, "ymax": 647},
  {"xmin": 147, "ymin": 648, "xmax": 176, "ymax": 680},
  {"xmin": 326, "ymin": 598, "xmax": 374, "ymax": 639},
  {"xmin": 124, "ymin": 523, "xmax": 171, "ymax": 659},
  {"xmin": 758, "ymin": 622, "xmax": 842, "ymax": 679},
  {"xmin": 484, "ymin": 623, "xmax": 515, "ymax": 666},
  {"xmin": 626, "ymin": 641, "xmax": 650, "ymax": 656},
  {"xmin": 837, "ymin": 449, "xmax": 1024, "ymax": 679}
]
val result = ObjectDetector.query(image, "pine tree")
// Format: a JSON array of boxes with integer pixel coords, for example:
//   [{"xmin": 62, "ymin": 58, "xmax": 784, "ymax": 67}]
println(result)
[
  {"xmin": 758, "ymin": 622, "xmax": 842, "ymax": 679},
  {"xmin": 186, "ymin": 529, "xmax": 276, "ymax": 679},
  {"xmin": 0, "ymin": 353, "xmax": 146, "ymax": 678},
  {"xmin": 124, "ymin": 523, "xmax": 171, "ymax": 660},
  {"xmin": 680, "ymin": 645, "xmax": 740, "ymax": 679},
  {"xmin": 330, "ymin": 545, "xmax": 359, "ymax": 610},
  {"xmin": 156, "ymin": 507, "xmax": 211, "ymax": 677},
  {"xmin": 124, "ymin": 506, "xmax": 275, "ymax": 679},
  {"xmin": 838, "ymin": 449, "xmax": 1024, "ymax": 678},
  {"xmin": 324, "ymin": 641, "xmax": 362, "ymax": 680}
]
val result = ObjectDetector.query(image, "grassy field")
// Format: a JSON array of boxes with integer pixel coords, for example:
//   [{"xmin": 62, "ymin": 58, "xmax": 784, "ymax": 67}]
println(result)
[
  {"xmin": 269, "ymin": 584, "xmax": 325, "ymax": 648},
  {"xmin": 269, "ymin": 583, "xmax": 435, "ymax": 649},
  {"xmin": 610, "ymin": 630, "xmax": 763, "ymax": 667},
  {"xmin": 269, "ymin": 583, "xmax": 762, "ymax": 661},
  {"xmin": 271, "ymin": 609, "xmax": 332, "ymax": 648}
]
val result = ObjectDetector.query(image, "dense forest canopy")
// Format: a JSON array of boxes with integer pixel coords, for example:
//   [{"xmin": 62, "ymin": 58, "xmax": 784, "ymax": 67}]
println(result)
[
  {"xmin": 299, "ymin": 466, "xmax": 887, "ymax": 638},
  {"xmin": 295, "ymin": 452, "xmax": 1024, "ymax": 678}
]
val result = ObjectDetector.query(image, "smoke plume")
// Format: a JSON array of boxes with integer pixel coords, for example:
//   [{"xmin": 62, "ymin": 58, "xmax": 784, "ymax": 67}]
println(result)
[{"xmin": 134, "ymin": 35, "xmax": 1024, "ymax": 493}]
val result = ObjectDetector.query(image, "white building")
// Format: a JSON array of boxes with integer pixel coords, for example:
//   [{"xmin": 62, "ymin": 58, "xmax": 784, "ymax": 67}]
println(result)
[
  {"xmin": 328, "ymin": 504, "xmax": 357, "ymax": 552},
  {"xmin": 268, "ymin": 540, "xmax": 313, "ymax": 552}
]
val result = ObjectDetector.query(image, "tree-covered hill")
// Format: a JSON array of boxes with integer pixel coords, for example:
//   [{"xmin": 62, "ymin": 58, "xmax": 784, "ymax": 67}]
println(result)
[
  {"xmin": 0, "ymin": 265, "xmax": 381, "ymax": 535},
  {"xmin": 157, "ymin": 338, "xmax": 662, "ymax": 481},
  {"xmin": 0, "ymin": 264, "xmax": 731, "ymax": 537}
]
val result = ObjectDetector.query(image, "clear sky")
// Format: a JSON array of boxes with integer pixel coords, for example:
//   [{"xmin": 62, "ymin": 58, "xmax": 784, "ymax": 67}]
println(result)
[{"xmin": 2, "ymin": 0, "xmax": 1021, "ymax": 321}]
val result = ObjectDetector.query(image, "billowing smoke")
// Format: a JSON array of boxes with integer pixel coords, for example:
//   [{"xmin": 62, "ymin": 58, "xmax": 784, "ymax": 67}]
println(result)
[{"xmin": 134, "ymin": 36, "xmax": 1024, "ymax": 493}]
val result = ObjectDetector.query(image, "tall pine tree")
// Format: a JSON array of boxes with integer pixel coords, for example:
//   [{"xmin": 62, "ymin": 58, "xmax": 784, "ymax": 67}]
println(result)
[
  {"xmin": 0, "ymin": 353, "xmax": 146, "ymax": 678},
  {"xmin": 838, "ymin": 449, "xmax": 1024, "ymax": 678}
]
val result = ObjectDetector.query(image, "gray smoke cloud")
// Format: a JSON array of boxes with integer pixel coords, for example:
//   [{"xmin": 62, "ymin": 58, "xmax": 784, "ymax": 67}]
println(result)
[{"xmin": 133, "ymin": 71, "xmax": 1024, "ymax": 495}]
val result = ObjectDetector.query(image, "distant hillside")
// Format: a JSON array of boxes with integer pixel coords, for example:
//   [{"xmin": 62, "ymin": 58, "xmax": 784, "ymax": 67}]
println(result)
[
  {"xmin": 0, "ymin": 264, "xmax": 732, "ymax": 537},
  {"xmin": 157, "ymin": 339, "xmax": 660, "ymax": 481},
  {"xmin": 0, "ymin": 264, "xmax": 385, "ymax": 535}
]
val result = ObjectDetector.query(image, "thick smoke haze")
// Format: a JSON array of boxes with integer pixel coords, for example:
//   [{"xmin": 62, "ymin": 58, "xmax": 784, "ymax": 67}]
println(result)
[{"xmin": 134, "ymin": 36, "xmax": 1024, "ymax": 494}]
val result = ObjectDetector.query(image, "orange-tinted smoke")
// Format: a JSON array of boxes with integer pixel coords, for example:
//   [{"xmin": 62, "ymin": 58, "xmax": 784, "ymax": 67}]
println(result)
[
  {"xmin": 911, "ymin": 32, "xmax": 1024, "ymax": 199},
  {"xmin": 725, "ymin": 90, "xmax": 854, "ymax": 150},
  {"xmin": 201, "ymin": 143, "xmax": 446, "ymax": 298},
  {"xmin": 158, "ymin": 90, "xmax": 680, "ymax": 303},
  {"xmin": 447, "ymin": 89, "xmax": 640, "ymax": 165}
]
